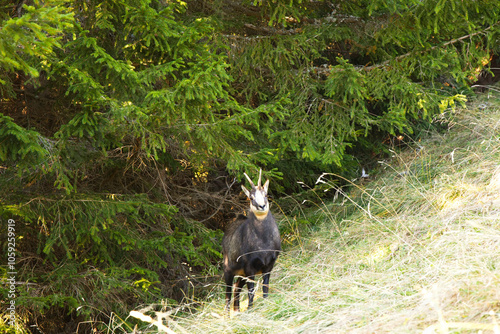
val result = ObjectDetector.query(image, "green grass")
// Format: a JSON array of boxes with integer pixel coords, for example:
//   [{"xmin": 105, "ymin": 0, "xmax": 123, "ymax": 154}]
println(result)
[{"xmin": 120, "ymin": 90, "xmax": 500, "ymax": 333}]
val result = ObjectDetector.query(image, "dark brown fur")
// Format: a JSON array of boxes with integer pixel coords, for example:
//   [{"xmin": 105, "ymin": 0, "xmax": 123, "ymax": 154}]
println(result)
[{"xmin": 222, "ymin": 209, "xmax": 281, "ymax": 312}]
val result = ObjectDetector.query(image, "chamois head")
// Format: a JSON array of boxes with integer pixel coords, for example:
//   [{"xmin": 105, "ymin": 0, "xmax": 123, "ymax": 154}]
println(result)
[{"xmin": 241, "ymin": 169, "xmax": 270, "ymax": 220}]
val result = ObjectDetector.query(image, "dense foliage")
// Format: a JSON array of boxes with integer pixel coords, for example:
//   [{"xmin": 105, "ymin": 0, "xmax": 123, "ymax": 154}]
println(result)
[{"xmin": 1, "ymin": 0, "xmax": 499, "ymax": 332}]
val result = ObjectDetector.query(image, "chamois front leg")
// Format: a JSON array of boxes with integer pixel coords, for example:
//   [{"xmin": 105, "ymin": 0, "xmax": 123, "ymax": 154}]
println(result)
[
  {"xmin": 246, "ymin": 275, "xmax": 256, "ymax": 308},
  {"xmin": 224, "ymin": 271, "xmax": 234, "ymax": 312},
  {"xmin": 262, "ymin": 272, "xmax": 271, "ymax": 298}
]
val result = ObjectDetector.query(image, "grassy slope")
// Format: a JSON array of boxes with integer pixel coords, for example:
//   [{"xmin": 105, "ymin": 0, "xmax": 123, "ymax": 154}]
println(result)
[{"xmin": 134, "ymin": 91, "xmax": 500, "ymax": 333}]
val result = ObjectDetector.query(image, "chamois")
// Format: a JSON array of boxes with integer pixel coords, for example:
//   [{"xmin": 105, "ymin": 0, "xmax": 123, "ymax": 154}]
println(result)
[{"xmin": 222, "ymin": 170, "xmax": 281, "ymax": 312}]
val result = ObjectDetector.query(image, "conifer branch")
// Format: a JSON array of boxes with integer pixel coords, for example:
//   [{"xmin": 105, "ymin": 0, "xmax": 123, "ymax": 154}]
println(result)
[
  {"xmin": 365, "ymin": 22, "xmax": 500, "ymax": 70},
  {"xmin": 310, "ymin": 22, "xmax": 500, "ymax": 76}
]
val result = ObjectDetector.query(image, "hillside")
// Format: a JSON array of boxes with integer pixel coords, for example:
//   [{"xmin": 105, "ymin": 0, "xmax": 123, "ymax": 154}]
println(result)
[{"xmin": 131, "ymin": 90, "xmax": 499, "ymax": 333}]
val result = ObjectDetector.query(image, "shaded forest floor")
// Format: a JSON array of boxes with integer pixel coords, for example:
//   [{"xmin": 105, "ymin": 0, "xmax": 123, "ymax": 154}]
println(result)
[{"xmin": 127, "ymin": 89, "xmax": 500, "ymax": 333}]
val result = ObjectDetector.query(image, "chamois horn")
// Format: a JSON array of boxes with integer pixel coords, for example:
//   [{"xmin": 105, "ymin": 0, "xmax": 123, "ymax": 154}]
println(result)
[
  {"xmin": 244, "ymin": 172, "xmax": 255, "ymax": 188},
  {"xmin": 244, "ymin": 169, "xmax": 263, "ymax": 188}
]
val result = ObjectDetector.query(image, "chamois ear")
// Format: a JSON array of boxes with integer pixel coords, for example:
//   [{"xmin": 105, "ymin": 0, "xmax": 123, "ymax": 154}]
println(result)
[
  {"xmin": 263, "ymin": 179, "xmax": 269, "ymax": 193},
  {"xmin": 241, "ymin": 184, "xmax": 251, "ymax": 198}
]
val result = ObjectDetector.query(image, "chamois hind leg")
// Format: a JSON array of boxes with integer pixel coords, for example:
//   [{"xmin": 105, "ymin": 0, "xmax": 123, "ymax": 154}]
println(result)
[
  {"xmin": 262, "ymin": 272, "xmax": 271, "ymax": 298},
  {"xmin": 233, "ymin": 276, "xmax": 245, "ymax": 312},
  {"xmin": 247, "ymin": 275, "xmax": 256, "ymax": 308}
]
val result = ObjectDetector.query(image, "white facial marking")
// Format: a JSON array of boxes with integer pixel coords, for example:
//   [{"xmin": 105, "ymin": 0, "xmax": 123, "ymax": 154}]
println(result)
[{"xmin": 254, "ymin": 190, "xmax": 266, "ymax": 208}]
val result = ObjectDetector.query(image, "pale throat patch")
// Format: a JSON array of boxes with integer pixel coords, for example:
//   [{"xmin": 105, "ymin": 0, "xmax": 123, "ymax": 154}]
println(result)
[{"xmin": 251, "ymin": 207, "xmax": 269, "ymax": 220}]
